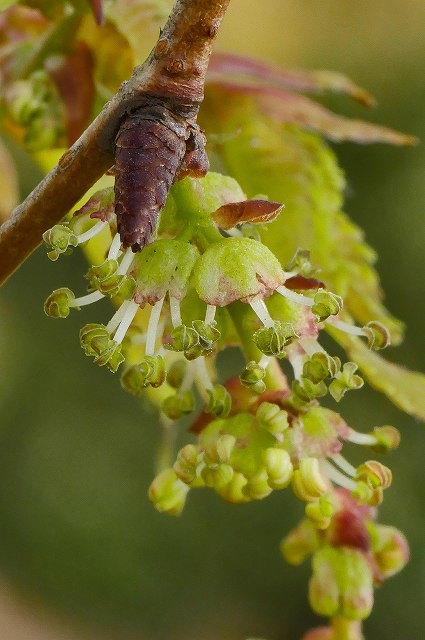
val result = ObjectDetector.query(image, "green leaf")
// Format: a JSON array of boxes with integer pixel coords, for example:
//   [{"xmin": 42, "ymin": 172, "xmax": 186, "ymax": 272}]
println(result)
[{"xmin": 329, "ymin": 332, "xmax": 425, "ymax": 421}]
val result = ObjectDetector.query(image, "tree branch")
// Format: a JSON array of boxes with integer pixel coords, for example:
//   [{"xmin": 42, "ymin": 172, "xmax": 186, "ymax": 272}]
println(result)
[{"xmin": 0, "ymin": 0, "xmax": 230, "ymax": 285}]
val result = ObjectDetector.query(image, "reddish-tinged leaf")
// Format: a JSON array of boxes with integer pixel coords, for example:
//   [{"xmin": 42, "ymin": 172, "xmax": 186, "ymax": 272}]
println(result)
[
  {"xmin": 46, "ymin": 41, "xmax": 95, "ymax": 144},
  {"xmin": 209, "ymin": 53, "xmax": 376, "ymax": 107},
  {"xmin": 206, "ymin": 82, "xmax": 417, "ymax": 146},
  {"xmin": 213, "ymin": 199, "xmax": 283, "ymax": 230},
  {"xmin": 88, "ymin": 0, "xmax": 104, "ymax": 25}
]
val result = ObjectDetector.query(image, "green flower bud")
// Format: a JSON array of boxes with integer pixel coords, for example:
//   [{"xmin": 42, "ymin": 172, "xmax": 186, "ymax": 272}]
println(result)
[
  {"xmin": 121, "ymin": 356, "xmax": 166, "ymax": 395},
  {"xmin": 164, "ymin": 324, "xmax": 199, "ymax": 353},
  {"xmin": 166, "ymin": 360, "xmax": 188, "ymax": 389},
  {"xmin": 243, "ymin": 469, "xmax": 273, "ymax": 500},
  {"xmin": 202, "ymin": 463, "xmax": 234, "ymax": 489},
  {"xmin": 194, "ymin": 237, "xmax": 285, "ymax": 306},
  {"xmin": 280, "ymin": 519, "xmax": 320, "ymax": 565},
  {"xmin": 369, "ymin": 426, "xmax": 400, "ymax": 453},
  {"xmin": 173, "ymin": 444, "xmax": 200, "ymax": 484},
  {"xmin": 363, "ymin": 321, "xmax": 391, "ymax": 350},
  {"xmin": 206, "ymin": 384, "xmax": 232, "ymax": 418},
  {"xmin": 43, "ymin": 224, "xmax": 78, "ymax": 261},
  {"xmin": 353, "ymin": 481, "xmax": 383, "ymax": 507},
  {"xmin": 292, "ymin": 377, "xmax": 328, "ymax": 404},
  {"xmin": 44, "ymin": 287, "xmax": 76, "ymax": 318},
  {"xmin": 240, "ymin": 361, "xmax": 266, "ymax": 393},
  {"xmin": 285, "ymin": 248, "xmax": 317, "ymax": 278},
  {"xmin": 162, "ymin": 390, "xmax": 195, "ymax": 420},
  {"xmin": 148, "ymin": 469, "xmax": 189, "ymax": 516},
  {"xmin": 204, "ymin": 434, "xmax": 236, "ymax": 465},
  {"xmin": 216, "ymin": 471, "xmax": 248, "ymax": 504},
  {"xmin": 312, "ymin": 289, "xmax": 343, "ymax": 322},
  {"xmin": 292, "ymin": 458, "xmax": 328, "ymax": 502},
  {"xmin": 369, "ymin": 524, "xmax": 409, "ymax": 580},
  {"xmin": 309, "ymin": 546, "xmax": 374, "ymax": 620},
  {"xmin": 253, "ymin": 321, "xmax": 297, "ymax": 358},
  {"xmin": 305, "ymin": 494, "xmax": 335, "ymax": 530},
  {"xmin": 303, "ymin": 352, "xmax": 341, "ymax": 384},
  {"xmin": 356, "ymin": 460, "xmax": 392, "ymax": 490},
  {"xmin": 79, "ymin": 323, "xmax": 124, "ymax": 373},
  {"xmin": 256, "ymin": 402, "xmax": 289, "ymax": 435},
  {"xmin": 86, "ymin": 259, "xmax": 136, "ymax": 299},
  {"xmin": 131, "ymin": 239, "xmax": 199, "ymax": 305},
  {"xmin": 329, "ymin": 362, "xmax": 364, "ymax": 402},
  {"xmin": 264, "ymin": 448, "xmax": 293, "ymax": 489}
]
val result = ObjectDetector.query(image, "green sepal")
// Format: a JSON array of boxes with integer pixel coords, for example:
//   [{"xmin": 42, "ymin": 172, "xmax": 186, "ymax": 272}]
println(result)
[
  {"xmin": 329, "ymin": 362, "xmax": 364, "ymax": 401},
  {"xmin": 206, "ymin": 384, "xmax": 232, "ymax": 418}
]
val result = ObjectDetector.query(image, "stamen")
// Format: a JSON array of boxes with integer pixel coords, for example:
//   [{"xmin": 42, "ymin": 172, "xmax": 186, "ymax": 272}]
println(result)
[
  {"xmin": 205, "ymin": 304, "xmax": 216, "ymax": 325},
  {"xmin": 283, "ymin": 271, "xmax": 298, "ymax": 280},
  {"xmin": 169, "ymin": 296, "xmax": 182, "ymax": 328},
  {"xmin": 116, "ymin": 248, "xmax": 134, "ymax": 275},
  {"xmin": 113, "ymin": 300, "xmax": 139, "ymax": 344},
  {"xmin": 195, "ymin": 356, "xmax": 213, "ymax": 401},
  {"xmin": 180, "ymin": 361, "xmax": 195, "ymax": 392},
  {"xmin": 106, "ymin": 299, "xmax": 133, "ymax": 334},
  {"xmin": 258, "ymin": 354, "xmax": 271, "ymax": 369},
  {"xmin": 327, "ymin": 318, "xmax": 364, "ymax": 337},
  {"xmin": 71, "ymin": 290, "xmax": 104, "ymax": 307},
  {"xmin": 145, "ymin": 297, "xmax": 165, "ymax": 356},
  {"xmin": 107, "ymin": 232, "xmax": 122, "ymax": 260},
  {"xmin": 331, "ymin": 453, "xmax": 356, "ymax": 478},
  {"xmin": 345, "ymin": 428, "xmax": 377, "ymax": 446},
  {"xmin": 322, "ymin": 460, "xmax": 357, "ymax": 491},
  {"xmin": 226, "ymin": 228, "xmax": 243, "ymax": 237},
  {"xmin": 250, "ymin": 298, "xmax": 274, "ymax": 328},
  {"xmin": 76, "ymin": 220, "xmax": 107, "ymax": 244},
  {"xmin": 276, "ymin": 284, "xmax": 314, "ymax": 307},
  {"xmin": 288, "ymin": 351, "xmax": 304, "ymax": 381},
  {"xmin": 298, "ymin": 336, "xmax": 327, "ymax": 357}
]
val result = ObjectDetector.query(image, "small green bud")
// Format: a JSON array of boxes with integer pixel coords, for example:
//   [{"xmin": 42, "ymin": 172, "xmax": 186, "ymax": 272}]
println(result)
[
  {"xmin": 292, "ymin": 458, "xmax": 328, "ymax": 502},
  {"xmin": 312, "ymin": 289, "xmax": 343, "ymax": 322},
  {"xmin": 79, "ymin": 323, "xmax": 124, "ymax": 373},
  {"xmin": 369, "ymin": 425, "xmax": 400, "ymax": 453},
  {"xmin": 256, "ymin": 402, "xmax": 289, "ymax": 435},
  {"xmin": 369, "ymin": 524, "xmax": 409, "ymax": 579},
  {"xmin": 162, "ymin": 390, "xmax": 195, "ymax": 420},
  {"xmin": 43, "ymin": 224, "xmax": 78, "ymax": 261},
  {"xmin": 281, "ymin": 519, "xmax": 320, "ymax": 566},
  {"xmin": 329, "ymin": 362, "xmax": 364, "ymax": 402},
  {"xmin": 148, "ymin": 468, "xmax": 189, "ymax": 516},
  {"xmin": 243, "ymin": 469, "xmax": 273, "ymax": 500},
  {"xmin": 86, "ymin": 259, "xmax": 136, "ymax": 299},
  {"xmin": 309, "ymin": 546, "xmax": 374, "ymax": 620},
  {"xmin": 216, "ymin": 471, "xmax": 248, "ymax": 504},
  {"xmin": 164, "ymin": 324, "xmax": 199, "ymax": 353},
  {"xmin": 356, "ymin": 460, "xmax": 392, "ymax": 490},
  {"xmin": 202, "ymin": 463, "xmax": 234, "ymax": 489},
  {"xmin": 264, "ymin": 448, "xmax": 293, "ymax": 489},
  {"xmin": 353, "ymin": 480, "xmax": 383, "ymax": 507},
  {"xmin": 305, "ymin": 494, "xmax": 335, "ymax": 530},
  {"xmin": 204, "ymin": 434, "xmax": 236, "ymax": 465},
  {"xmin": 44, "ymin": 287, "xmax": 76, "ymax": 318},
  {"xmin": 253, "ymin": 321, "xmax": 297, "ymax": 358},
  {"xmin": 240, "ymin": 361, "xmax": 266, "ymax": 393},
  {"xmin": 121, "ymin": 356, "xmax": 166, "ymax": 395},
  {"xmin": 191, "ymin": 320, "xmax": 221, "ymax": 353},
  {"xmin": 206, "ymin": 384, "xmax": 232, "ymax": 418},
  {"xmin": 285, "ymin": 248, "xmax": 317, "ymax": 277},
  {"xmin": 166, "ymin": 360, "xmax": 188, "ymax": 389},
  {"xmin": 173, "ymin": 444, "xmax": 200, "ymax": 484},
  {"xmin": 292, "ymin": 376, "xmax": 327, "ymax": 404},
  {"xmin": 363, "ymin": 321, "xmax": 391, "ymax": 350},
  {"xmin": 303, "ymin": 352, "xmax": 341, "ymax": 384}
]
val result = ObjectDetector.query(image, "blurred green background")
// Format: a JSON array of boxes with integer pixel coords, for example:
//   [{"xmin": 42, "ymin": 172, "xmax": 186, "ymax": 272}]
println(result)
[{"xmin": 0, "ymin": 1, "xmax": 424, "ymax": 638}]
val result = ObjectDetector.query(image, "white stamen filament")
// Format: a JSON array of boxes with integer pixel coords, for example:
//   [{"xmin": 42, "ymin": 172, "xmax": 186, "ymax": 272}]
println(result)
[
  {"xmin": 259, "ymin": 354, "xmax": 271, "ymax": 369},
  {"xmin": 289, "ymin": 351, "xmax": 304, "ymax": 381},
  {"xmin": 226, "ymin": 228, "xmax": 243, "ymax": 237},
  {"xmin": 145, "ymin": 297, "xmax": 165, "ymax": 356},
  {"xmin": 169, "ymin": 296, "xmax": 182, "ymax": 328},
  {"xmin": 298, "ymin": 336, "xmax": 327, "ymax": 357},
  {"xmin": 283, "ymin": 271, "xmax": 298, "ymax": 279},
  {"xmin": 116, "ymin": 248, "xmax": 134, "ymax": 275},
  {"xmin": 106, "ymin": 299, "xmax": 133, "ymax": 334},
  {"xmin": 205, "ymin": 304, "xmax": 216, "ymax": 325},
  {"xmin": 196, "ymin": 356, "xmax": 213, "ymax": 393},
  {"xmin": 276, "ymin": 284, "xmax": 313, "ymax": 307},
  {"xmin": 113, "ymin": 300, "xmax": 139, "ymax": 344},
  {"xmin": 250, "ymin": 298, "xmax": 274, "ymax": 328},
  {"xmin": 71, "ymin": 290, "xmax": 104, "ymax": 307},
  {"xmin": 327, "ymin": 318, "xmax": 364, "ymax": 337},
  {"xmin": 180, "ymin": 361, "xmax": 195, "ymax": 393},
  {"xmin": 322, "ymin": 460, "xmax": 357, "ymax": 491},
  {"xmin": 331, "ymin": 454, "xmax": 356, "ymax": 478},
  {"xmin": 76, "ymin": 220, "xmax": 107, "ymax": 244},
  {"xmin": 346, "ymin": 429, "xmax": 377, "ymax": 446},
  {"xmin": 107, "ymin": 232, "xmax": 122, "ymax": 260}
]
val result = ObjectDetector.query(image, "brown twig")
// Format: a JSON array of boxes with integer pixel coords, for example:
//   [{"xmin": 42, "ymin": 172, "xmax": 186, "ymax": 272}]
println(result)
[{"xmin": 0, "ymin": 0, "xmax": 230, "ymax": 285}]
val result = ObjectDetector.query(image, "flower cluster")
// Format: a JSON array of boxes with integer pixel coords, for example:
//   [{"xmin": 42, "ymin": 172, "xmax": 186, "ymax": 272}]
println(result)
[{"xmin": 43, "ymin": 171, "xmax": 405, "ymax": 632}]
